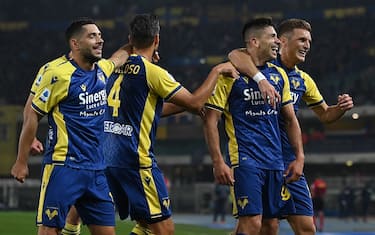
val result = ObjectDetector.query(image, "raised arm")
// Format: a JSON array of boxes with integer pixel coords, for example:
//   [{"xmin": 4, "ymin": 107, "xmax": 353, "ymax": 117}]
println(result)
[
  {"xmin": 203, "ymin": 108, "xmax": 234, "ymax": 185},
  {"xmin": 228, "ymin": 48, "xmax": 280, "ymax": 108},
  {"xmin": 108, "ymin": 43, "xmax": 132, "ymax": 69},
  {"xmin": 168, "ymin": 62, "xmax": 238, "ymax": 114},
  {"xmin": 281, "ymin": 104, "xmax": 305, "ymax": 183},
  {"xmin": 311, "ymin": 94, "xmax": 353, "ymax": 124}
]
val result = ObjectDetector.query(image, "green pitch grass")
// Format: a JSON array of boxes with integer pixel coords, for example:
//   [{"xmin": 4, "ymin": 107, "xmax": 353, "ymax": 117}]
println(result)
[{"xmin": 0, "ymin": 211, "xmax": 231, "ymax": 235}]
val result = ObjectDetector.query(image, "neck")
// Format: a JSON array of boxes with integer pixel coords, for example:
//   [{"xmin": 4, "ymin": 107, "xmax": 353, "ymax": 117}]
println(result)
[
  {"xmin": 248, "ymin": 49, "xmax": 267, "ymax": 66},
  {"xmin": 133, "ymin": 47, "xmax": 154, "ymax": 62},
  {"xmin": 279, "ymin": 50, "xmax": 296, "ymax": 69},
  {"xmin": 71, "ymin": 52, "xmax": 95, "ymax": 71}
]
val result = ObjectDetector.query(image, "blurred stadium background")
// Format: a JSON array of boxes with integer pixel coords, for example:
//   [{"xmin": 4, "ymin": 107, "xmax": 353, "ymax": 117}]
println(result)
[{"xmin": 0, "ymin": 0, "xmax": 374, "ymax": 226}]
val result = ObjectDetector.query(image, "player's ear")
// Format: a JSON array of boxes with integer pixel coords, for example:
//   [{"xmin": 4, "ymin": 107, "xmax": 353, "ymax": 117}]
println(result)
[
  {"xmin": 154, "ymin": 34, "xmax": 160, "ymax": 49},
  {"xmin": 279, "ymin": 35, "xmax": 288, "ymax": 45},
  {"xmin": 70, "ymin": 38, "xmax": 79, "ymax": 50}
]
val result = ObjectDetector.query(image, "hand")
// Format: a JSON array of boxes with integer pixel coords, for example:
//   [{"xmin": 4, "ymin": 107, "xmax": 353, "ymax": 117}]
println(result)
[
  {"xmin": 284, "ymin": 159, "xmax": 304, "ymax": 183},
  {"xmin": 337, "ymin": 94, "xmax": 353, "ymax": 111},
  {"xmin": 30, "ymin": 138, "xmax": 44, "ymax": 155},
  {"xmin": 216, "ymin": 62, "xmax": 240, "ymax": 79},
  {"xmin": 258, "ymin": 79, "xmax": 281, "ymax": 109},
  {"xmin": 11, "ymin": 160, "xmax": 29, "ymax": 183},
  {"xmin": 213, "ymin": 161, "xmax": 234, "ymax": 186}
]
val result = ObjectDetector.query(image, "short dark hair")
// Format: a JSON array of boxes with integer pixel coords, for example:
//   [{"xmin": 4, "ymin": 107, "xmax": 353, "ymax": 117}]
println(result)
[
  {"xmin": 129, "ymin": 14, "xmax": 160, "ymax": 49},
  {"xmin": 242, "ymin": 17, "xmax": 274, "ymax": 42},
  {"xmin": 65, "ymin": 17, "xmax": 96, "ymax": 44},
  {"xmin": 277, "ymin": 18, "xmax": 311, "ymax": 37}
]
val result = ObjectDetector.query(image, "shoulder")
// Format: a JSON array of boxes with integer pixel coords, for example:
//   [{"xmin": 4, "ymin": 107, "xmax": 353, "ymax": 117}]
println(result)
[{"xmin": 295, "ymin": 66, "xmax": 313, "ymax": 81}]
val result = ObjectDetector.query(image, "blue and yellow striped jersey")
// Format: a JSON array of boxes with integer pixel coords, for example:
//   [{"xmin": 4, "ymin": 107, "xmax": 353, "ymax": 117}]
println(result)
[
  {"xmin": 31, "ymin": 58, "xmax": 115, "ymax": 170},
  {"xmin": 103, "ymin": 54, "xmax": 182, "ymax": 169},
  {"xmin": 205, "ymin": 62, "xmax": 292, "ymax": 170},
  {"xmin": 273, "ymin": 55, "xmax": 324, "ymax": 165},
  {"xmin": 30, "ymin": 54, "xmax": 70, "ymax": 95}
]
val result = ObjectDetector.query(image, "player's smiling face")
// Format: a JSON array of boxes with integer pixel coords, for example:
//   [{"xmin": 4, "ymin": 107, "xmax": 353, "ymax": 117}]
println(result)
[
  {"xmin": 78, "ymin": 24, "xmax": 104, "ymax": 63},
  {"xmin": 258, "ymin": 26, "xmax": 280, "ymax": 61},
  {"xmin": 288, "ymin": 28, "xmax": 311, "ymax": 63}
]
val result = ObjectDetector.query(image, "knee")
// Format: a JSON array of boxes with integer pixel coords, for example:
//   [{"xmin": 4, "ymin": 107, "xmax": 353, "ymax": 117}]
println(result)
[
  {"xmin": 165, "ymin": 222, "xmax": 175, "ymax": 235},
  {"xmin": 261, "ymin": 219, "xmax": 279, "ymax": 235},
  {"xmin": 38, "ymin": 226, "xmax": 60, "ymax": 235}
]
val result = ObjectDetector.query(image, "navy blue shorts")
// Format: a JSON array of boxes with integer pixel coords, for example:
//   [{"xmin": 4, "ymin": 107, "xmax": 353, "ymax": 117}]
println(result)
[
  {"xmin": 231, "ymin": 166, "xmax": 295, "ymax": 218},
  {"xmin": 37, "ymin": 164, "xmax": 115, "ymax": 228},
  {"xmin": 105, "ymin": 166, "xmax": 171, "ymax": 224}
]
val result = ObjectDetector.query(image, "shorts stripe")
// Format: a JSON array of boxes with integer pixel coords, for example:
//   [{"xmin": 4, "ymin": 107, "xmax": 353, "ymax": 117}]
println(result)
[
  {"xmin": 140, "ymin": 169, "xmax": 162, "ymax": 218},
  {"xmin": 37, "ymin": 164, "xmax": 55, "ymax": 224}
]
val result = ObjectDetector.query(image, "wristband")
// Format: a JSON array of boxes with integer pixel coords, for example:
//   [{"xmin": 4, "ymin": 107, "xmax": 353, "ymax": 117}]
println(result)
[{"xmin": 252, "ymin": 72, "xmax": 266, "ymax": 84}]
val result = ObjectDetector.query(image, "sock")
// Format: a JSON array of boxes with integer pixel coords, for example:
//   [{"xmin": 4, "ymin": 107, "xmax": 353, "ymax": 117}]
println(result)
[{"xmin": 61, "ymin": 222, "xmax": 81, "ymax": 235}]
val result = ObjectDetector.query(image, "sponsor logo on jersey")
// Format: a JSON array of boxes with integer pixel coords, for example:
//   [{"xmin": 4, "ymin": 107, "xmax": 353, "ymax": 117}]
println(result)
[
  {"xmin": 291, "ymin": 91, "xmax": 299, "ymax": 104},
  {"xmin": 79, "ymin": 89, "xmax": 107, "ymax": 111},
  {"xmin": 104, "ymin": 121, "xmax": 133, "ymax": 136}
]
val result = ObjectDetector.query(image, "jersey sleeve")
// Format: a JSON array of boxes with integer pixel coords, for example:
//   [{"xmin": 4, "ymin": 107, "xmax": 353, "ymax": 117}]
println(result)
[
  {"xmin": 205, "ymin": 75, "xmax": 233, "ymax": 112},
  {"xmin": 30, "ymin": 65, "xmax": 45, "ymax": 95},
  {"xmin": 301, "ymin": 72, "xmax": 324, "ymax": 107},
  {"xmin": 144, "ymin": 59, "xmax": 182, "ymax": 100},
  {"xmin": 31, "ymin": 68, "xmax": 70, "ymax": 116},
  {"xmin": 277, "ymin": 67, "xmax": 293, "ymax": 106},
  {"xmin": 98, "ymin": 59, "xmax": 116, "ymax": 77}
]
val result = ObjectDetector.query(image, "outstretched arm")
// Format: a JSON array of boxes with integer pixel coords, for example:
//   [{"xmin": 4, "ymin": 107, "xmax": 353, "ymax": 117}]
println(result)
[
  {"xmin": 108, "ymin": 43, "xmax": 132, "ymax": 69},
  {"xmin": 312, "ymin": 94, "xmax": 354, "ymax": 123},
  {"xmin": 228, "ymin": 48, "xmax": 280, "ymax": 108},
  {"xmin": 161, "ymin": 103, "xmax": 185, "ymax": 117},
  {"xmin": 169, "ymin": 62, "xmax": 239, "ymax": 114}
]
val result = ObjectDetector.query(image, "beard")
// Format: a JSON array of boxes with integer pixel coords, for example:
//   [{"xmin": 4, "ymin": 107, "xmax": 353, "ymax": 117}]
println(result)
[{"xmin": 81, "ymin": 48, "xmax": 102, "ymax": 63}]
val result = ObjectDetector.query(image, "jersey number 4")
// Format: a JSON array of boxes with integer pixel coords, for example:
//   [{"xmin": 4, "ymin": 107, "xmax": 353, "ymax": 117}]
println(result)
[{"xmin": 107, "ymin": 75, "xmax": 124, "ymax": 117}]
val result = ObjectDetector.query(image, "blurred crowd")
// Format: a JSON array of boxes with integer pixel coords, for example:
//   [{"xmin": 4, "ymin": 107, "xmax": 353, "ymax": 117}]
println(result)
[{"xmin": 1, "ymin": 0, "xmax": 374, "ymax": 105}]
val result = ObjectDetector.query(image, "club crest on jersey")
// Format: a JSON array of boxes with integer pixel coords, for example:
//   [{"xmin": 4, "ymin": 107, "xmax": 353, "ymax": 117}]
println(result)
[
  {"xmin": 80, "ymin": 84, "xmax": 87, "ymax": 92},
  {"xmin": 269, "ymin": 74, "xmax": 281, "ymax": 85},
  {"xmin": 97, "ymin": 71, "xmax": 106, "ymax": 84},
  {"xmin": 39, "ymin": 88, "xmax": 51, "ymax": 102},
  {"xmin": 241, "ymin": 76, "xmax": 250, "ymax": 84},
  {"xmin": 291, "ymin": 78, "xmax": 300, "ymax": 89}
]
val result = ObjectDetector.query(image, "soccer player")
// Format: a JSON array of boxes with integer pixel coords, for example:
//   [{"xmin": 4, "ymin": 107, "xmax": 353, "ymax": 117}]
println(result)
[
  {"xmin": 11, "ymin": 18, "xmax": 130, "ymax": 235},
  {"xmin": 23, "ymin": 53, "xmax": 83, "ymax": 235},
  {"xmin": 102, "ymin": 13, "xmax": 238, "ymax": 235},
  {"xmin": 229, "ymin": 18, "xmax": 353, "ymax": 235},
  {"xmin": 203, "ymin": 17, "xmax": 305, "ymax": 235}
]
